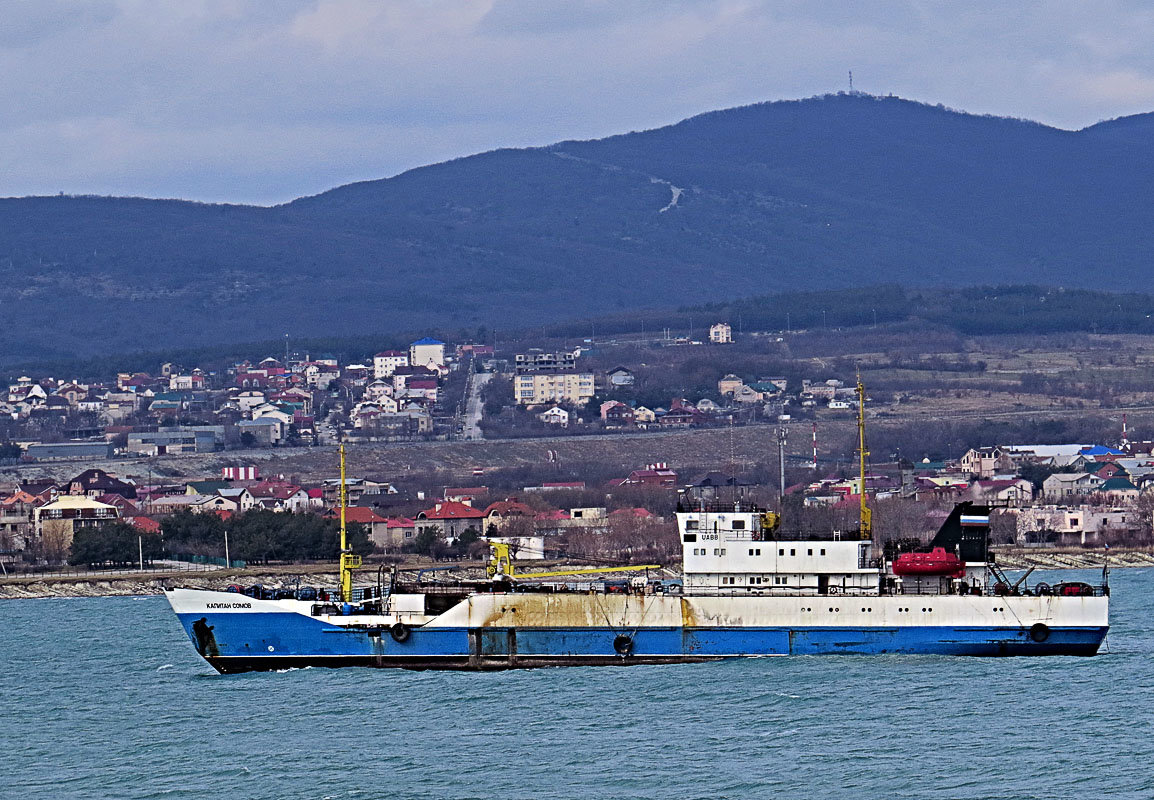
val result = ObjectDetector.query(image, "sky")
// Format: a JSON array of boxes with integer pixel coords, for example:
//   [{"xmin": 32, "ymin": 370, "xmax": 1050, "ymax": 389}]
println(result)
[{"xmin": 2, "ymin": 0, "xmax": 1154, "ymax": 205}]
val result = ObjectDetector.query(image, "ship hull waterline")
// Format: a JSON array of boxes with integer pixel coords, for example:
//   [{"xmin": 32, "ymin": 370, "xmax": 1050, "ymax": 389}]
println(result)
[{"xmin": 168, "ymin": 590, "xmax": 1108, "ymax": 673}]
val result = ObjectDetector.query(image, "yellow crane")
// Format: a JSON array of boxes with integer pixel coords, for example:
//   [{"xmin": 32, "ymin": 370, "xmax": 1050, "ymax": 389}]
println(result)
[{"xmin": 486, "ymin": 541, "xmax": 660, "ymax": 580}]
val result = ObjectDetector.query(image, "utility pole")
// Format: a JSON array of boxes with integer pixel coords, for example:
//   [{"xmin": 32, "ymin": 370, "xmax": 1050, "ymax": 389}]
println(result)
[
  {"xmin": 812, "ymin": 421, "xmax": 818, "ymax": 471},
  {"xmin": 224, "ymin": 529, "xmax": 230, "ymax": 568},
  {"xmin": 777, "ymin": 426, "xmax": 788, "ymax": 502},
  {"xmin": 138, "ymin": 534, "xmax": 144, "ymax": 571},
  {"xmin": 856, "ymin": 375, "xmax": 872, "ymax": 538}
]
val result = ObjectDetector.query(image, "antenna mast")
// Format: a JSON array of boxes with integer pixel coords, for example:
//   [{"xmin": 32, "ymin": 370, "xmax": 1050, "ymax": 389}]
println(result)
[
  {"xmin": 777, "ymin": 426, "xmax": 788, "ymax": 503},
  {"xmin": 856, "ymin": 375, "xmax": 871, "ymax": 538},
  {"xmin": 812, "ymin": 421, "xmax": 818, "ymax": 471},
  {"xmin": 848, "ymin": 70, "xmax": 854, "ymax": 92}
]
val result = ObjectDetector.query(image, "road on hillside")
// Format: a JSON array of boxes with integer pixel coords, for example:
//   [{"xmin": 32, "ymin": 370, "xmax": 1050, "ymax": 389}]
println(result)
[{"xmin": 462, "ymin": 371, "xmax": 492, "ymax": 441}]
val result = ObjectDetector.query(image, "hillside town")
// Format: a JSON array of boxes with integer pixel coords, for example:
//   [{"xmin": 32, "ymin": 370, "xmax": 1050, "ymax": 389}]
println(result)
[
  {"xmin": 1, "ymin": 322, "xmax": 861, "ymax": 463},
  {"xmin": 6, "ymin": 430, "xmax": 1154, "ymax": 573},
  {"xmin": 6, "ymin": 320, "xmax": 1154, "ymax": 572}
]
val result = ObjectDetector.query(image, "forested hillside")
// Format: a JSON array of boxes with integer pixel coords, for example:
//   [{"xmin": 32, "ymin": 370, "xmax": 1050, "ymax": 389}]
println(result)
[{"xmin": 3, "ymin": 93, "xmax": 1153, "ymax": 361}]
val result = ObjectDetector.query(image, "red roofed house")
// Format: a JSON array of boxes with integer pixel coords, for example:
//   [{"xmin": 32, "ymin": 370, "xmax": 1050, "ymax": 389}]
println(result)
[
  {"xmin": 325, "ymin": 506, "xmax": 389, "ymax": 547},
  {"xmin": 249, "ymin": 481, "xmax": 310, "ymax": 513},
  {"xmin": 95, "ymin": 493, "xmax": 140, "ymax": 515},
  {"xmin": 610, "ymin": 463, "xmax": 679, "ymax": 488},
  {"xmin": 601, "ymin": 401, "xmax": 636, "ymax": 427},
  {"xmin": 306, "ymin": 488, "xmax": 324, "ymax": 510},
  {"xmin": 383, "ymin": 517, "xmax": 417, "ymax": 551},
  {"xmin": 66, "ymin": 469, "xmax": 137, "ymax": 500},
  {"xmin": 416, "ymin": 500, "xmax": 486, "ymax": 539},
  {"xmin": 125, "ymin": 516, "xmax": 162, "ymax": 534},
  {"xmin": 610, "ymin": 507, "xmax": 654, "ymax": 519},
  {"xmin": 1, "ymin": 490, "xmax": 43, "ymax": 557},
  {"xmin": 403, "ymin": 378, "xmax": 439, "ymax": 402},
  {"xmin": 536, "ymin": 481, "xmax": 586, "ymax": 491},
  {"xmin": 483, "ymin": 499, "xmax": 538, "ymax": 532},
  {"xmin": 969, "ymin": 478, "xmax": 1034, "ymax": 506}
]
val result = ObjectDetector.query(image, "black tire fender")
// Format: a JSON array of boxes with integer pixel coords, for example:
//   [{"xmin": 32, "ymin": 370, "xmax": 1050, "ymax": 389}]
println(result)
[
  {"xmin": 390, "ymin": 622, "xmax": 411, "ymax": 643},
  {"xmin": 613, "ymin": 634, "xmax": 634, "ymax": 656},
  {"xmin": 1029, "ymin": 622, "xmax": 1050, "ymax": 643}
]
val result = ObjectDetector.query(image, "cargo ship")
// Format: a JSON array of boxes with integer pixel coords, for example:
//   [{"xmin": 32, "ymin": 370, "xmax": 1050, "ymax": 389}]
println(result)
[{"xmin": 166, "ymin": 384, "xmax": 1109, "ymax": 673}]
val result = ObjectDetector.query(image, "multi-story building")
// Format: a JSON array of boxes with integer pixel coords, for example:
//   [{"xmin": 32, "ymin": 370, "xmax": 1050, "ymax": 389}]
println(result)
[
  {"xmin": 33, "ymin": 496, "xmax": 120, "ymax": 561},
  {"xmin": 1016, "ymin": 505, "xmax": 1143, "ymax": 546},
  {"xmin": 373, "ymin": 350, "xmax": 409, "ymax": 379},
  {"xmin": 126, "ymin": 428, "xmax": 221, "ymax": 455},
  {"xmin": 515, "ymin": 349, "xmax": 578, "ymax": 373},
  {"xmin": 514, "ymin": 372, "xmax": 595, "ymax": 406},
  {"xmin": 0, "ymin": 491, "xmax": 41, "ymax": 560},
  {"xmin": 409, "ymin": 338, "xmax": 446, "ymax": 371},
  {"xmin": 960, "ymin": 447, "xmax": 1013, "ymax": 479},
  {"xmin": 709, "ymin": 322, "xmax": 733, "ymax": 344}
]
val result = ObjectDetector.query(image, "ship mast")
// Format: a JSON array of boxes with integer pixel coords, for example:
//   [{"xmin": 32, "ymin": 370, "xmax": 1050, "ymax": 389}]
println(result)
[
  {"xmin": 338, "ymin": 442, "xmax": 360, "ymax": 602},
  {"xmin": 856, "ymin": 375, "xmax": 872, "ymax": 538}
]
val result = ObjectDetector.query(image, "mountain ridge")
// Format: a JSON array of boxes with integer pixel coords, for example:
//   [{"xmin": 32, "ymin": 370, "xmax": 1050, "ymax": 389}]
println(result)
[{"xmin": 3, "ymin": 93, "xmax": 1152, "ymax": 361}]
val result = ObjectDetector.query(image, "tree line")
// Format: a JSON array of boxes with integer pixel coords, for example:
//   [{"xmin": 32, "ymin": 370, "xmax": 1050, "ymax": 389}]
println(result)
[{"xmin": 68, "ymin": 510, "xmax": 373, "ymax": 568}]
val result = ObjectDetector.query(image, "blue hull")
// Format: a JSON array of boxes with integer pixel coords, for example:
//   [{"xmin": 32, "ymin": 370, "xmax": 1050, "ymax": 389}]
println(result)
[{"xmin": 176, "ymin": 612, "xmax": 1107, "ymax": 672}]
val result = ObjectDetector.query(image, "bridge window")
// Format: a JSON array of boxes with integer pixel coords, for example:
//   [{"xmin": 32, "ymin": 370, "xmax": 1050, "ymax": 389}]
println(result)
[
  {"xmin": 732, "ymin": 520, "xmax": 745, "ymax": 530},
  {"xmin": 686, "ymin": 520, "xmax": 700, "ymax": 530}
]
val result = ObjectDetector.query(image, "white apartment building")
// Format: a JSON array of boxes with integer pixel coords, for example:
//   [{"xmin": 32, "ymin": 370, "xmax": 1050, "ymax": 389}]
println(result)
[
  {"xmin": 409, "ymin": 338, "xmax": 446, "ymax": 371},
  {"xmin": 514, "ymin": 372, "xmax": 595, "ymax": 406},
  {"xmin": 373, "ymin": 351, "xmax": 409, "ymax": 379}
]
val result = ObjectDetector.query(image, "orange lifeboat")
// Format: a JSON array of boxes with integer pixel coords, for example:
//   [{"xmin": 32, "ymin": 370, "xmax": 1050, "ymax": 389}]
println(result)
[{"xmin": 892, "ymin": 547, "xmax": 965, "ymax": 577}]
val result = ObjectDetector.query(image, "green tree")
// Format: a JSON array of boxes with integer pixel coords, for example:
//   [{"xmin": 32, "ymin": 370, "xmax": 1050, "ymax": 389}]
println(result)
[
  {"xmin": 69, "ymin": 522, "xmax": 164, "ymax": 567},
  {"xmin": 411, "ymin": 527, "xmax": 439, "ymax": 556}
]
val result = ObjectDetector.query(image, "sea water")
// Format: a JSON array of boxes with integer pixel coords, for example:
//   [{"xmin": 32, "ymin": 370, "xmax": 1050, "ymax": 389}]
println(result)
[{"xmin": 2, "ymin": 568, "xmax": 1151, "ymax": 800}]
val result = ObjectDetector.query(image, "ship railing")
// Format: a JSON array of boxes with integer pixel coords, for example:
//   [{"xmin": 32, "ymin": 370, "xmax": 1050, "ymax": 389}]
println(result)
[
  {"xmin": 687, "ymin": 587, "xmax": 883, "ymax": 598},
  {"xmin": 678, "ymin": 500, "xmax": 769, "ymax": 514}
]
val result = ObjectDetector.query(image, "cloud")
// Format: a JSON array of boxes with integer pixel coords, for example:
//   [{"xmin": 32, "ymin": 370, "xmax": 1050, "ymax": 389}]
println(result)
[
  {"xmin": 1073, "ymin": 70, "xmax": 1154, "ymax": 106},
  {"xmin": 1, "ymin": 0, "xmax": 1153, "ymax": 203}
]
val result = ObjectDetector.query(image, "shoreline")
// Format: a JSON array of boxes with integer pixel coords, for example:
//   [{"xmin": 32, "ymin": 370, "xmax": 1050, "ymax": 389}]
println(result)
[{"xmin": 2, "ymin": 549, "xmax": 1151, "ymax": 599}]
